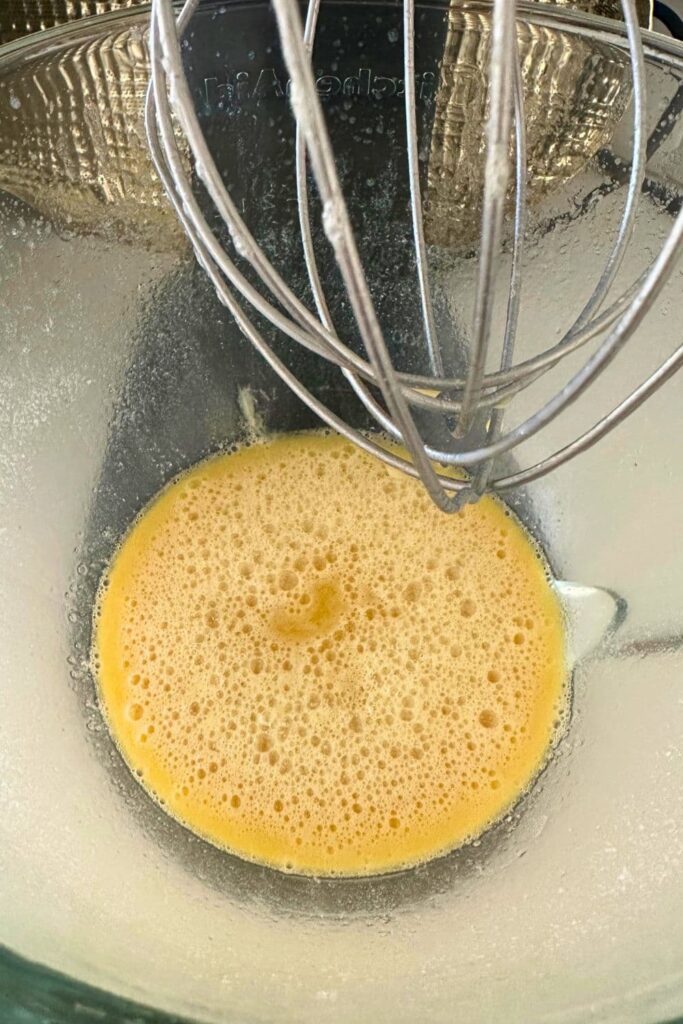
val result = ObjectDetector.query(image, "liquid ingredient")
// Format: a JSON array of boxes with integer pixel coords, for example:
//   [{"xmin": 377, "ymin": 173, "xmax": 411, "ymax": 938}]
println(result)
[{"xmin": 94, "ymin": 433, "xmax": 566, "ymax": 875}]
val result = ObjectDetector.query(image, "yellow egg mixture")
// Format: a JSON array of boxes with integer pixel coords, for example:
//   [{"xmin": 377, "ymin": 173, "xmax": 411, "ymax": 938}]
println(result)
[{"xmin": 94, "ymin": 433, "xmax": 566, "ymax": 875}]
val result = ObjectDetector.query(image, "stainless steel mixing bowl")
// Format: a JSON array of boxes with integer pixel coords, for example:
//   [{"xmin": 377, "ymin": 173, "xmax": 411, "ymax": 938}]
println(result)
[{"xmin": 1, "ymin": 4, "xmax": 683, "ymax": 1023}]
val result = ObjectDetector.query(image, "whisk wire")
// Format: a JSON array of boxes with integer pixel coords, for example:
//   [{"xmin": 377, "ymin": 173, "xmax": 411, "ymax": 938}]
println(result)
[
  {"xmin": 473, "ymin": 35, "xmax": 529, "ymax": 496},
  {"xmin": 146, "ymin": 0, "xmax": 683, "ymax": 507},
  {"xmin": 456, "ymin": 0, "xmax": 517, "ymax": 442},
  {"xmin": 404, "ymin": 0, "xmax": 444, "ymax": 379}
]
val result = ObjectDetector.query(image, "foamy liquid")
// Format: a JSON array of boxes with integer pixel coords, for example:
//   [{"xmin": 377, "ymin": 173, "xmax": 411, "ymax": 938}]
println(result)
[{"xmin": 94, "ymin": 433, "xmax": 566, "ymax": 875}]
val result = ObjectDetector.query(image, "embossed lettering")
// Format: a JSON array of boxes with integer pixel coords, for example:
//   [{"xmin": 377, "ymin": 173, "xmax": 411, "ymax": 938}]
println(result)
[
  {"xmin": 342, "ymin": 68, "xmax": 372, "ymax": 97},
  {"xmin": 316, "ymin": 75, "xmax": 342, "ymax": 97},
  {"xmin": 252, "ymin": 67, "xmax": 285, "ymax": 99},
  {"xmin": 371, "ymin": 75, "xmax": 396, "ymax": 99}
]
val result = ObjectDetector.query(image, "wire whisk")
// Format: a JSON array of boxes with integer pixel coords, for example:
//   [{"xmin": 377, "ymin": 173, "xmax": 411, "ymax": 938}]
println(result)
[{"xmin": 146, "ymin": 0, "xmax": 683, "ymax": 512}]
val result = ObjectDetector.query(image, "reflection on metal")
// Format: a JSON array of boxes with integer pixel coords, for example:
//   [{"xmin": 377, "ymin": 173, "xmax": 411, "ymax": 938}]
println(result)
[
  {"xmin": 0, "ymin": 1, "xmax": 145, "ymax": 45},
  {"xmin": 0, "ymin": 5, "xmax": 185, "ymax": 249},
  {"xmin": 548, "ymin": 0, "xmax": 651, "ymax": 23},
  {"xmin": 0, "ymin": 1, "xmax": 652, "ymax": 249},
  {"xmin": 426, "ymin": 0, "xmax": 652, "ymax": 247}
]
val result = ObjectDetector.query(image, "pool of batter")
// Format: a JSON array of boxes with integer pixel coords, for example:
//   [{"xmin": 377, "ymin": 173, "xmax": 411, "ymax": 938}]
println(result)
[{"xmin": 93, "ymin": 432, "xmax": 566, "ymax": 876}]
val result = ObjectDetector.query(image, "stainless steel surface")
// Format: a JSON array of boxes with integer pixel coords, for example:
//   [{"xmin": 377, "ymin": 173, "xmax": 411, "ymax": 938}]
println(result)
[
  {"xmin": 426, "ymin": 5, "xmax": 636, "ymax": 248},
  {"xmin": 0, "ymin": 1, "xmax": 649, "ymax": 248},
  {"xmin": 3, "ymin": 6, "xmax": 683, "ymax": 1024},
  {"xmin": 0, "ymin": 0, "xmax": 146, "ymax": 43},
  {"xmin": 148, "ymin": 0, "xmax": 683, "ymax": 510},
  {"xmin": 0, "ymin": 1, "xmax": 183, "ymax": 248}
]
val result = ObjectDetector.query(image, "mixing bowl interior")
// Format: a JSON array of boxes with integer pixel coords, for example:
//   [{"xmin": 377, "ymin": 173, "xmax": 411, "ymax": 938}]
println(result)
[{"xmin": 1, "ymin": 3, "xmax": 683, "ymax": 1022}]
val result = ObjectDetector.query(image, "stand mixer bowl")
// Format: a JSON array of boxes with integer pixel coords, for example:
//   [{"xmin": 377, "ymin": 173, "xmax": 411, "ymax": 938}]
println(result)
[{"xmin": 1, "ymin": 3, "xmax": 683, "ymax": 1022}]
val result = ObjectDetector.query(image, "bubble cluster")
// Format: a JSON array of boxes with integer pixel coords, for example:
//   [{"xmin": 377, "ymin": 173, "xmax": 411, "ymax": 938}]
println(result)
[{"xmin": 94, "ymin": 433, "xmax": 566, "ymax": 876}]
